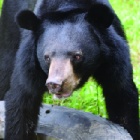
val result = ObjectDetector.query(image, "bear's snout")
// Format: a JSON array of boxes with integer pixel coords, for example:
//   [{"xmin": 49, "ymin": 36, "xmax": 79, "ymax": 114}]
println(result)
[{"xmin": 46, "ymin": 58, "xmax": 80, "ymax": 98}]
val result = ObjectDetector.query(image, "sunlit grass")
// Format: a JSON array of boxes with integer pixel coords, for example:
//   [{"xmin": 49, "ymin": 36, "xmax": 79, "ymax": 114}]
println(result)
[
  {"xmin": 0, "ymin": 0, "xmax": 3, "ymax": 14},
  {"xmin": 0, "ymin": 0, "xmax": 2, "ymax": 7}
]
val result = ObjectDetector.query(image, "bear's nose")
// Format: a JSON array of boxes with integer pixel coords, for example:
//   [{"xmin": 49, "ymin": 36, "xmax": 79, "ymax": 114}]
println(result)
[{"xmin": 46, "ymin": 81, "xmax": 62, "ymax": 94}]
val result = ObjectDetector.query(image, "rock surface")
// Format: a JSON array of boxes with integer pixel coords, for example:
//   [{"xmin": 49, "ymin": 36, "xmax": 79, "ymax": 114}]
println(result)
[{"xmin": 0, "ymin": 101, "xmax": 132, "ymax": 140}]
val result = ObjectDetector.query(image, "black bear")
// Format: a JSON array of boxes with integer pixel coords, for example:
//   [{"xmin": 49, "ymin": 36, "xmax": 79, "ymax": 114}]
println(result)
[{"xmin": 2, "ymin": 0, "xmax": 139, "ymax": 140}]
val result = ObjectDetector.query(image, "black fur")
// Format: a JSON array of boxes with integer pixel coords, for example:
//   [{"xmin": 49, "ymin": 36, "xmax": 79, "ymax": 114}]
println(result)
[
  {"xmin": 16, "ymin": 10, "xmax": 40, "ymax": 30},
  {"xmin": 86, "ymin": 4, "xmax": 114, "ymax": 28},
  {"xmin": 0, "ymin": 0, "xmax": 37, "ymax": 99},
  {"xmin": 0, "ymin": 0, "xmax": 139, "ymax": 140}
]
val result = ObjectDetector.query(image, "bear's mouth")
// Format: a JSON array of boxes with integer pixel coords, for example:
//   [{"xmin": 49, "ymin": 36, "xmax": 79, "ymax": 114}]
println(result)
[{"xmin": 50, "ymin": 92, "xmax": 72, "ymax": 99}]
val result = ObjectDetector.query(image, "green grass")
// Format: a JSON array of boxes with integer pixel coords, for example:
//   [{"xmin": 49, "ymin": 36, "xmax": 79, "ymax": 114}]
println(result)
[
  {"xmin": 0, "ymin": 0, "xmax": 139, "ymax": 118},
  {"xmin": 0, "ymin": 0, "xmax": 3, "ymax": 14}
]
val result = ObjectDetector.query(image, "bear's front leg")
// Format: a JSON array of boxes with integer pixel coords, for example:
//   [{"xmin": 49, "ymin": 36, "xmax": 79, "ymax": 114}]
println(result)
[
  {"xmin": 103, "ymin": 82, "xmax": 139, "ymax": 140},
  {"xmin": 4, "ymin": 86, "xmax": 43, "ymax": 140}
]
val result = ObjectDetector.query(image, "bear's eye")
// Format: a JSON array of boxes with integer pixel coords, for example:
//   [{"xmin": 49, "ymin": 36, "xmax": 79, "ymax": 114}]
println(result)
[
  {"xmin": 72, "ymin": 53, "xmax": 83, "ymax": 62},
  {"xmin": 74, "ymin": 54, "xmax": 81, "ymax": 60},
  {"xmin": 44, "ymin": 55, "xmax": 50, "ymax": 64}
]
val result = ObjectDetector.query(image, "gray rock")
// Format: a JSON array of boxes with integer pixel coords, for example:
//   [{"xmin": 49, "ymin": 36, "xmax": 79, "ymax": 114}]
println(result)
[
  {"xmin": 0, "ymin": 101, "xmax": 132, "ymax": 140},
  {"xmin": 36, "ymin": 104, "xmax": 132, "ymax": 140}
]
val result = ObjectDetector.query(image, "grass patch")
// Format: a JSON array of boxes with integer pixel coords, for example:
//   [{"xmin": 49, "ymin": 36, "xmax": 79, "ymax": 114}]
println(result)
[{"xmin": 0, "ymin": 0, "xmax": 3, "ymax": 14}]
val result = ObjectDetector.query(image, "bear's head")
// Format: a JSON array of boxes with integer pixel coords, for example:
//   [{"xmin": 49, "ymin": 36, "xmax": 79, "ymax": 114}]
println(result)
[{"xmin": 16, "ymin": 1, "xmax": 114, "ymax": 99}]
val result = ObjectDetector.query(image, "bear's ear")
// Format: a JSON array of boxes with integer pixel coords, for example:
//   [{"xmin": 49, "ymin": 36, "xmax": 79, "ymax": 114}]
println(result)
[
  {"xmin": 85, "ymin": 4, "xmax": 114, "ymax": 28},
  {"xmin": 16, "ymin": 10, "xmax": 40, "ymax": 31}
]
